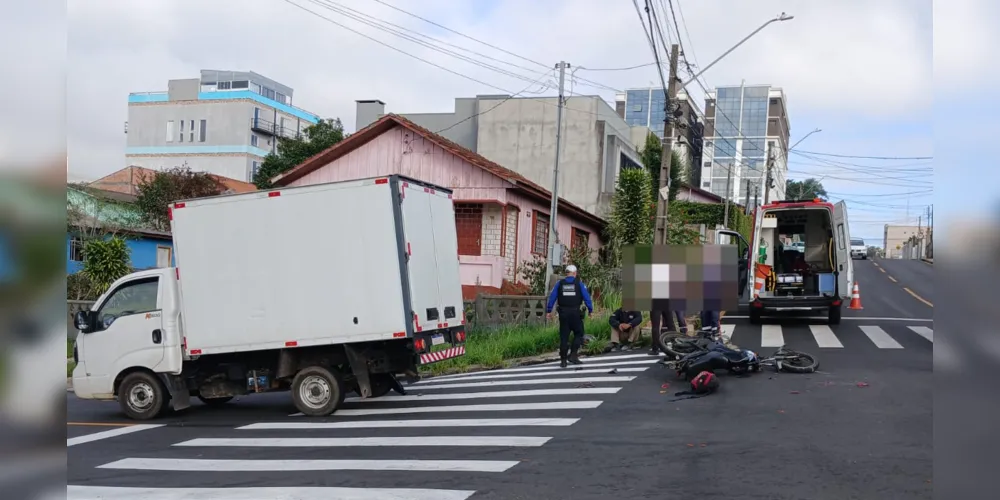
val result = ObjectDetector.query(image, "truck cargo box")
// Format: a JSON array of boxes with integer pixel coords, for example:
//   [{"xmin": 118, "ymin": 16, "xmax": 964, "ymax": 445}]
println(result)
[{"xmin": 169, "ymin": 175, "xmax": 464, "ymax": 356}]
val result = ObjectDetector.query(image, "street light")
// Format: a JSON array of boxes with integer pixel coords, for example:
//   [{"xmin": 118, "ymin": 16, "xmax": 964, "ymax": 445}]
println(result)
[
  {"xmin": 681, "ymin": 13, "xmax": 795, "ymax": 88},
  {"xmin": 790, "ymin": 128, "xmax": 822, "ymax": 151}
]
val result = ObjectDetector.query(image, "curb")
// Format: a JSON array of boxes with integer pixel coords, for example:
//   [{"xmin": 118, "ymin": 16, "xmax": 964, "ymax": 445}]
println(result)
[{"xmin": 922, "ymin": 258, "xmax": 933, "ymax": 265}]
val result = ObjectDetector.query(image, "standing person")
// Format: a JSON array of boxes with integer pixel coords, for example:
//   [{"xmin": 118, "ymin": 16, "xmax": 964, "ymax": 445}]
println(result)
[
  {"xmin": 609, "ymin": 308, "xmax": 643, "ymax": 351},
  {"xmin": 546, "ymin": 265, "xmax": 594, "ymax": 368},
  {"xmin": 673, "ymin": 309, "xmax": 688, "ymax": 335},
  {"xmin": 648, "ymin": 303, "xmax": 679, "ymax": 356}
]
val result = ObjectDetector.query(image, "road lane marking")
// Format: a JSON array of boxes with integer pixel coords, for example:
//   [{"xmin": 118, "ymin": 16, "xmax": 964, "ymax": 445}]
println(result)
[
  {"xmin": 330, "ymin": 401, "xmax": 602, "ymax": 416},
  {"xmin": 721, "ymin": 324, "xmax": 736, "ymax": 342},
  {"xmin": 67, "ymin": 486, "xmax": 476, "ymax": 500},
  {"xmin": 239, "ymin": 418, "xmax": 580, "ymax": 430},
  {"xmin": 904, "ymin": 287, "xmax": 933, "ymax": 307},
  {"xmin": 880, "ymin": 268, "xmax": 886, "ymax": 273},
  {"xmin": 412, "ymin": 376, "xmax": 636, "ymax": 390},
  {"xmin": 67, "ymin": 424, "xmax": 164, "ymax": 447},
  {"xmin": 761, "ymin": 324, "xmax": 784, "ymax": 347},
  {"xmin": 411, "ymin": 367, "xmax": 646, "ymax": 384},
  {"xmin": 175, "ymin": 436, "xmax": 553, "ymax": 448},
  {"xmin": 908, "ymin": 326, "xmax": 934, "ymax": 342},
  {"xmin": 67, "ymin": 422, "xmax": 135, "ymax": 427},
  {"xmin": 859, "ymin": 326, "xmax": 904, "ymax": 349},
  {"xmin": 888, "ymin": 276, "xmax": 897, "ymax": 282},
  {"xmin": 345, "ymin": 387, "xmax": 622, "ymax": 404},
  {"xmin": 98, "ymin": 457, "xmax": 520, "ymax": 473},
  {"xmin": 723, "ymin": 316, "xmax": 932, "ymax": 322},
  {"xmin": 425, "ymin": 359, "xmax": 658, "ymax": 380},
  {"xmin": 538, "ymin": 353, "xmax": 652, "ymax": 365},
  {"xmin": 808, "ymin": 325, "xmax": 844, "ymax": 348}
]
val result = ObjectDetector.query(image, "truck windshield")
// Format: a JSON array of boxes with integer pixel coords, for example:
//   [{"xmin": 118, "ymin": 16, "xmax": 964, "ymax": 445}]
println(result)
[{"xmin": 851, "ymin": 239, "xmax": 864, "ymax": 246}]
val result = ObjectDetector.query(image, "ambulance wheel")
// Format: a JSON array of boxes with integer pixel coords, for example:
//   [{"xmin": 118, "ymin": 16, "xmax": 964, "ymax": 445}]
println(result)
[
  {"xmin": 291, "ymin": 366, "xmax": 344, "ymax": 416},
  {"xmin": 828, "ymin": 306, "xmax": 841, "ymax": 325}
]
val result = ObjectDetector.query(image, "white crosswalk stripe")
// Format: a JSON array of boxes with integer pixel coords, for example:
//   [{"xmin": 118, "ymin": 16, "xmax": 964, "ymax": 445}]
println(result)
[
  {"xmin": 70, "ymin": 350, "xmax": 655, "ymax": 498},
  {"xmin": 858, "ymin": 325, "xmax": 904, "ymax": 349},
  {"xmin": 808, "ymin": 325, "xmax": 844, "ymax": 348},
  {"xmin": 907, "ymin": 326, "xmax": 933, "ymax": 342},
  {"xmin": 761, "ymin": 324, "xmax": 784, "ymax": 347}
]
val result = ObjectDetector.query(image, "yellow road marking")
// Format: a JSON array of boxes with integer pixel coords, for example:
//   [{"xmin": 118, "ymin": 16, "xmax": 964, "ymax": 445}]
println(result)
[
  {"xmin": 903, "ymin": 287, "xmax": 933, "ymax": 307},
  {"xmin": 67, "ymin": 422, "xmax": 135, "ymax": 427},
  {"xmin": 888, "ymin": 276, "xmax": 897, "ymax": 282}
]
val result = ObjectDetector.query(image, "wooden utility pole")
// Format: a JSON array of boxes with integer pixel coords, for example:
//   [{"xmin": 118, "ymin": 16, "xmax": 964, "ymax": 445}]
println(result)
[
  {"xmin": 653, "ymin": 44, "xmax": 680, "ymax": 244},
  {"xmin": 762, "ymin": 152, "xmax": 776, "ymax": 204}
]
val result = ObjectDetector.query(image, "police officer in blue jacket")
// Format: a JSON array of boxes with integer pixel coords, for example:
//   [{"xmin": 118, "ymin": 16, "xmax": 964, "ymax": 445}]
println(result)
[{"xmin": 545, "ymin": 265, "xmax": 594, "ymax": 368}]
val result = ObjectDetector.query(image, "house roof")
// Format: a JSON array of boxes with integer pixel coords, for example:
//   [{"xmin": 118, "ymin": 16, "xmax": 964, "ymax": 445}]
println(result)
[
  {"xmin": 272, "ymin": 113, "xmax": 605, "ymax": 227},
  {"xmin": 90, "ymin": 165, "xmax": 258, "ymax": 196}
]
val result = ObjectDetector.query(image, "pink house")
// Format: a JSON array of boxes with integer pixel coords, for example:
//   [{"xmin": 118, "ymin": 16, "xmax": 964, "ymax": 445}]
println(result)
[{"xmin": 271, "ymin": 114, "xmax": 606, "ymax": 298}]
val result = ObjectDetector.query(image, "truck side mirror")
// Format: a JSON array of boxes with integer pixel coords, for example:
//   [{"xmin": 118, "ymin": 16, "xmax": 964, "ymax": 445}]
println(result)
[{"xmin": 74, "ymin": 311, "xmax": 92, "ymax": 333}]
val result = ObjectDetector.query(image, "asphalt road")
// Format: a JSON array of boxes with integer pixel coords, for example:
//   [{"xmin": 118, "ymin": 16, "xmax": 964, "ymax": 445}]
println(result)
[
  {"xmin": 861, "ymin": 257, "xmax": 933, "ymax": 317},
  {"xmin": 68, "ymin": 306, "xmax": 933, "ymax": 500}
]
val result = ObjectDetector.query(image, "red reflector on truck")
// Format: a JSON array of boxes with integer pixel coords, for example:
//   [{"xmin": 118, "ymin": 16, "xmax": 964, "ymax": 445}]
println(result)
[
  {"xmin": 393, "ymin": 332, "xmax": 405, "ymax": 338},
  {"xmin": 174, "ymin": 202, "xmax": 186, "ymax": 209},
  {"xmin": 175, "ymin": 268, "xmax": 180, "ymax": 280},
  {"xmin": 190, "ymin": 349, "xmax": 202, "ymax": 355},
  {"xmin": 285, "ymin": 341, "xmax": 298, "ymax": 347},
  {"xmin": 414, "ymin": 339, "xmax": 425, "ymax": 350},
  {"xmin": 375, "ymin": 178, "xmax": 388, "ymax": 184},
  {"xmin": 269, "ymin": 191, "xmax": 281, "ymax": 198}
]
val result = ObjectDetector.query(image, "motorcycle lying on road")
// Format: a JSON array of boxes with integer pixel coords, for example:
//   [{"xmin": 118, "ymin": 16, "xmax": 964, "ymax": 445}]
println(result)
[{"xmin": 657, "ymin": 327, "xmax": 820, "ymax": 379}]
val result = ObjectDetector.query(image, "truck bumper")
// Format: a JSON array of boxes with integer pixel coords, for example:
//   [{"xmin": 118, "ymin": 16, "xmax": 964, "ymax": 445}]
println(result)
[
  {"xmin": 414, "ymin": 327, "xmax": 467, "ymax": 365},
  {"xmin": 753, "ymin": 296, "xmax": 842, "ymax": 311}
]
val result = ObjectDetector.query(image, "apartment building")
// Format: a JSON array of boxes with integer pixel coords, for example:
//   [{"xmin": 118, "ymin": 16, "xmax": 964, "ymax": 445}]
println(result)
[
  {"xmin": 125, "ymin": 69, "xmax": 321, "ymax": 182},
  {"xmin": 615, "ymin": 88, "xmax": 704, "ymax": 183}
]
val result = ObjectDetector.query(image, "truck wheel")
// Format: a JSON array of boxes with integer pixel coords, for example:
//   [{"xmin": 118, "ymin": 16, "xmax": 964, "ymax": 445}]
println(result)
[
  {"xmin": 291, "ymin": 366, "xmax": 344, "ymax": 416},
  {"xmin": 117, "ymin": 372, "xmax": 166, "ymax": 420},
  {"xmin": 749, "ymin": 308, "xmax": 762, "ymax": 325},
  {"xmin": 828, "ymin": 305, "xmax": 842, "ymax": 325},
  {"xmin": 365, "ymin": 374, "xmax": 395, "ymax": 399},
  {"xmin": 197, "ymin": 395, "xmax": 233, "ymax": 406}
]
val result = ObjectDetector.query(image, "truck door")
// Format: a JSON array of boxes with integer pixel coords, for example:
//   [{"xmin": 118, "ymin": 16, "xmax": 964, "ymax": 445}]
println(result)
[
  {"xmin": 78, "ymin": 275, "xmax": 167, "ymax": 394},
  {"xmin": 833, "ymin": 201, "xmax": 854, "ymax": 299},
  {"xmin": 398, "ymin": 181, "xmax": 450, "ymax": 331}
]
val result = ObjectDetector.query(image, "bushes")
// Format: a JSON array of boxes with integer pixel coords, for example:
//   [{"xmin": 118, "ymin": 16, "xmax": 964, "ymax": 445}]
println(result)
[
  {"xmin": 669, "ymin": 200, "xmax": 752, "ymax": 244},
  {"xmin": 81, "ymin": 237, "xmax": 132, "ymax": 296}
]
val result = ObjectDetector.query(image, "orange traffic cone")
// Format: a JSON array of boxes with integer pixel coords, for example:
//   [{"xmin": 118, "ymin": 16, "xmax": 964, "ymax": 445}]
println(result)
[{"xmin": 848, "ymin": 282, "xmax": 863, "ymax": 310}]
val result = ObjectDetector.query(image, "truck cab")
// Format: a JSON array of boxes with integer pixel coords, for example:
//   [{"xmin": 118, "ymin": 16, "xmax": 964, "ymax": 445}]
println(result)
[
  {"xmin": 717, "ymin": 199, "xmax": 854, "ymax": 325},
  {"xmin": 851, "ymin": 238, "xmax": 867, "ymax": 260}
]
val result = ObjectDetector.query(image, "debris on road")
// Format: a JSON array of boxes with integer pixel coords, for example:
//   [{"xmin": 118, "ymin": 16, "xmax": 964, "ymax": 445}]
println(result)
[{"xmin": 856, "ymin": 382, "xmax": 870, "ymax": 388}]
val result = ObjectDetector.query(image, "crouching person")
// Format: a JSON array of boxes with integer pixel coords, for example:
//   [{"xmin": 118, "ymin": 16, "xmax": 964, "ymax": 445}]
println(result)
[{"xmin": 609, "ymin": 308, "xmax": 643, "ymax": 351}]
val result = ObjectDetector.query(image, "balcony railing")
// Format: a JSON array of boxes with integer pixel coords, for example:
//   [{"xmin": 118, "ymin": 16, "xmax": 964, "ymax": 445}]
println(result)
[{"xmin": 251, "ymin": 118, "xmax": 304, "ymax": 140}]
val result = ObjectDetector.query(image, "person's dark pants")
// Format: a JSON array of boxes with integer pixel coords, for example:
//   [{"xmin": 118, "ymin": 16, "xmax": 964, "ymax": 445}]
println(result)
[
  {"xmin": 558, "ymin": 309, "xmax": 585, "ymax": 360},
  {"xmin": 649, "ymin": 308, "xmax": 678, "ymax": 353},
  {"xmin": 674, "ymin": 310, "xmax": 688, "ymax": 333},
  {"xmin": 700, "ymin": 310, "xmax": 720, "ymax": 330}
]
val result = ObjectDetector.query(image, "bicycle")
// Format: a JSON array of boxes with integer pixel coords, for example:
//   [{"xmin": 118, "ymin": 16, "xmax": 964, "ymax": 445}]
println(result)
[
  {"xmin": 656, "ymin": 326, "xmax": 722, "ymax": 360},
  {"xmin": 753, "ymin": 345, "xmax": 819, "ymax": 373},
  {"xmin": 660, "ymin": 344, "xmax": 819, "ymax": 377}
]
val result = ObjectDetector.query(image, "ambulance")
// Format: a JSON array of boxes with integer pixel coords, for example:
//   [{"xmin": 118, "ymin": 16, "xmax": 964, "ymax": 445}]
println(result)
[{"xmin": 716, "ymin": 199, "xmax": 855, "ymax": 325}]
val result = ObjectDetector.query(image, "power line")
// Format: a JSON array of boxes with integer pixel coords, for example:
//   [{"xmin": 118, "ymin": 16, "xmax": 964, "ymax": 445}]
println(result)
[
  {"xmin": 790, "ymin": 149, "xmax": 933, "ymax": 160},
  {"xmin": 790, "ymin": 150, "xmax": 932, "ymax": 171},
  {"xmin": 577, "ymin": 62, "xmax": 661, "ymax": 71},
  {"xmin": 367, "ymin": 0, "xmax": 622, "ymax": 93},
  {"xmin": 673, "ymin": 0, "xmax": 706, "ymax": 86}
]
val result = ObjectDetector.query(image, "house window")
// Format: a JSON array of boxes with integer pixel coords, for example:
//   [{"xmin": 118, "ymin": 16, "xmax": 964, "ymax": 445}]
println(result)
[
  {"xmin": 199, "ymin": 119, "xmax": 207, "ymax": 142},
  {"xmin": 251, "ymin": 135, "xmax": 258, "ymax": 147},
  {"xmin": 179, "ymin": 120, "xmax": 184, "ymax": 142},
  {"xmin": 571, "ymin": 228, "xmax": 590, "ymax": 251},
  {"xmin": 251, "ymin": 161, "xmax": 260, "ymax": 181},
  {"xmin": 218, "ymin": 81, "xmax": 232, "ymax": 90},
  {"xmin": 69, "ymin": 236, "xmax": 85, "ymax": 262},
  {"xmin": 166, "ymin": 120, "xmax": 175, "ymax": 142},
  {"xmin": 156, "ymin": 246, "xmax": 172, "ymax": 268},
  {"xmin": 455, "ymin": 203, "xmax": 484, "ymax": 256},
  {"xmin": 189, "ymin": 120, "xmax": 195, "ymax": 142},
  {"xmin": 231, "ymin": 80, "xmax": 249, "ymax": 89},
  {"xmin": 532, "ymin": 211, "xmax": 550, "ymax": 255}
]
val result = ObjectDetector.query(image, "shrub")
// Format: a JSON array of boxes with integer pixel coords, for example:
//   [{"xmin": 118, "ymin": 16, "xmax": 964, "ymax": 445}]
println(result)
[{"xmin": 81, "ymin": 237, "xmax": 132, "ymax": 296}]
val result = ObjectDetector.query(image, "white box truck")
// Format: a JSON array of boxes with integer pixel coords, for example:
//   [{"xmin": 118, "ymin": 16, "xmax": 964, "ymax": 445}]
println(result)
[
  {"xmin": 71, "ymin": 175, "xmax": 467, "ymax": 420},
  {"xmin": 715, "ymin": 198, "xmax": 854, "ymax": 325}
]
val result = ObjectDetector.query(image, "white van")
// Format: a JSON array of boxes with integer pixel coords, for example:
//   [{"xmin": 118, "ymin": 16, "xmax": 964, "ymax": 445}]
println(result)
[
  {"xmin": 850, "ymin": 238, "xmax": 867, "ymax": 260},
  {"xmin": 717, "ymin": 199, "xmax": 854, "ymax": 325}
]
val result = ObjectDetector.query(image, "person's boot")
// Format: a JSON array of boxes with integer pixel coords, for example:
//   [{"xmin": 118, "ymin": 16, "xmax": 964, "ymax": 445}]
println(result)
[
  {"xmin": 568, "ymin": 352, "xmax": 583, "ymax": 365},
  {"xmin": 560, "ymin": 358, "xmax": 568, "ymax": 368}
]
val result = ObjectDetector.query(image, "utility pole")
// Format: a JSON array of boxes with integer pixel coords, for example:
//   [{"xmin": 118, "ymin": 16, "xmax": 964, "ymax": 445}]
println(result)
[
  {"xmin": 653, "ymin": 44, "xmax": 680, "ymax": 245},
  {"xmin": 544, "ymin": 61, "xmax": 569, "ymax": 294},
  {"xmin": 744, "ymin": 180, "xmax": 752, "ymax": 215},
  {"xmin": 762, "ymin": 151, "xmax": 776, "ymax": 204},
  {"xmin": 753, "ymin": 183, "xmax": 760, "ymax": 211},
  {"xmin": 722, "ymin": 165, "xmax": 733, "ymax": 228}
]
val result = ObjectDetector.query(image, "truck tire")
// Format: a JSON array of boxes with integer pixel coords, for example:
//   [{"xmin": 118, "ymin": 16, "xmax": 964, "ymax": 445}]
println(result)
[
  {"xmin": 291, "ymin": 366, "xmax": 344, "ymax": 416},
  {"xmin": 365, "ymin": 374, "xmax": 395, "ymax": 399},
  {"xmin": 117, "ymin": 372, "xmax": 167, "ymax": 420},
  {"xmin": 828, "ymin": 305, "xmax": 841, "ymax": 325}
]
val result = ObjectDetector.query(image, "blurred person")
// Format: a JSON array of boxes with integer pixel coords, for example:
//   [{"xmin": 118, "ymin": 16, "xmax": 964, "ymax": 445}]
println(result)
[
  {"xmin": 546, "ymin": 265, "xmax": 594, "ymax": 368},
  {"xmin": 609, "ymin": 307, "xmax": 642, "ymax": 351},
  {"xmin": 648, "ymin": 303, "xmax": 680, "ymax": 355}
]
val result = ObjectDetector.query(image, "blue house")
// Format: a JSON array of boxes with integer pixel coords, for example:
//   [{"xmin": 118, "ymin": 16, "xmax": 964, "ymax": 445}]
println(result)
[{"xmin": 67, "ymin": 186, "xmax": 175, "ymax": 273}]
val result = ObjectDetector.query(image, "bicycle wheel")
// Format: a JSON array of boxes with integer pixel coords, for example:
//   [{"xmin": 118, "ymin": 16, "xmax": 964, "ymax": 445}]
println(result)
[
  {"xmin": 777, "ymin": 351, "xmax": 819, "ymax": 373},
  {"xmin": 657, "ymin": 332, "xmax": 700, "ymax": 359}
]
